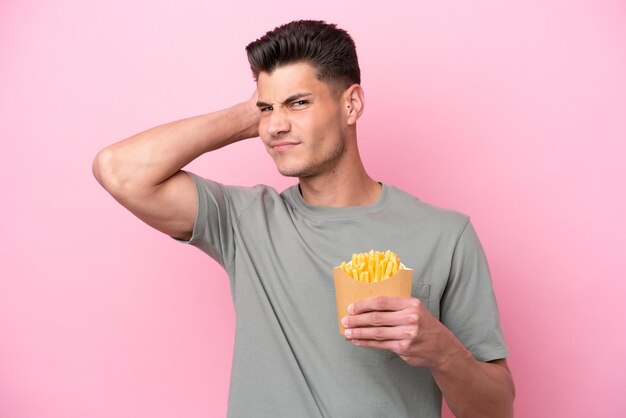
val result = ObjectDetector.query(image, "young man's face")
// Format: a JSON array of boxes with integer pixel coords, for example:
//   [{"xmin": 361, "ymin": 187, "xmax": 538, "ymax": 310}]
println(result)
[{"xmin": 256, "ymin": 61, "xmax": 348, "ymax": 178}]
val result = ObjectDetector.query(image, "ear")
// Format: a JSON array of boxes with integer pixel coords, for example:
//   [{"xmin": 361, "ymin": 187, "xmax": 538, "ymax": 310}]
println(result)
[{"xmin": 343, "ymin": 84, "xmax": 365, "ymax": 125}]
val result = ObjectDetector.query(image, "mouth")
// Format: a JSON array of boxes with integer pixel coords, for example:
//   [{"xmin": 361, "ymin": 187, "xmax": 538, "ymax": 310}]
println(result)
[{"xmin": 270, "ymin": 140, "xmax": 301, "ymax": 151}]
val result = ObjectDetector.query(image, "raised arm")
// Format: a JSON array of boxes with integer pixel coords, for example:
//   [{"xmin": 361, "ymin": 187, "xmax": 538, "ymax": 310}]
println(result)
[{"xmin": 92, "ymin": 92, "xmax": 260, "ymax": 240}]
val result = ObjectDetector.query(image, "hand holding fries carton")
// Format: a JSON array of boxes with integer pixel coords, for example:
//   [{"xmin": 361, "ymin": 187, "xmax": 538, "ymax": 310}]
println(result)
[{"xmin": 334, "ymin": 250, "xmax": 413, "ymax": 335}]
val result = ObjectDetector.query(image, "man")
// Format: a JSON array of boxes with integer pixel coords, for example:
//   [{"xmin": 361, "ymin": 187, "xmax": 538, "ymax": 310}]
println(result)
[{"xmin": 93, "ymin": 20, "xmax": 514, "ymax": 418}]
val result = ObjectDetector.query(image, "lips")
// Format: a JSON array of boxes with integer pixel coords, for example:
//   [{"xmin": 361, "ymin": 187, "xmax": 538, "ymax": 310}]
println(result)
[{"xmin": 270, "ymin": 140, "xmax": 300, "ymax": 151}]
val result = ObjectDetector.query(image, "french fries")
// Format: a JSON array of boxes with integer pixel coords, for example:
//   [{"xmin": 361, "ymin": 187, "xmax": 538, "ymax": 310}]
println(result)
[{"xmin": 339, "ymin": 250, "xmax": 404, "ymax": 283}]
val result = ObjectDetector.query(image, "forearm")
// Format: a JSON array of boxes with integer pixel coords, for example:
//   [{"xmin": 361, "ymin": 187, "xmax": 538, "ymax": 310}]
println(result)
[
  {"xmin": 432, "ymin": 350, "xmax": 515, "ymax": 418},
  {"xmin": 343, "ymin": 296, "xmax": 514, "ymax": 417},
  {"xmin": 93, "ymin": 100, "xmax": 259, "ymax": 194}
]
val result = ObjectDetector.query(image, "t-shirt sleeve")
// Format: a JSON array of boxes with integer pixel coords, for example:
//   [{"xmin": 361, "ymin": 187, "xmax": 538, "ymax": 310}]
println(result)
[
  {"xmin": 440, "ymin": 220, "xmax": 509, "ymax": 362},
  {"xmin": 172, "ymin": 171, "xmax": 255, "ymax": 268}
]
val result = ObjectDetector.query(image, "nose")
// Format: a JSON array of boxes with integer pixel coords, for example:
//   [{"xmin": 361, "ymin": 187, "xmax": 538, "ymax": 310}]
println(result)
[{"xmin": 266, "ymin": 107, "xmax": 291, "ymax": 137}]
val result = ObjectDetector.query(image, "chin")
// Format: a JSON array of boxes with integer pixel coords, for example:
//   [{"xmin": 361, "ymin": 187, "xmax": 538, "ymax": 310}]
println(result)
[
  {"xmin": 275, "ymin": 162, "xmax": 317, "ymax": 178},
  {"xmin": 273, "ymin": 151, "xmax": 341, "ymax": 178},
  {"xmin": 276, "ymin": 166, "xmax": 308, "ymax": 178},
  {"xmin": 272, "ymin": 157, "xmax": 305, "ymax": 177}
]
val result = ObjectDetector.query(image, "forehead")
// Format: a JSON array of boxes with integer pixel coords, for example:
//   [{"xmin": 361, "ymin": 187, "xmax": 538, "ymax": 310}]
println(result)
[{"xmin": 257, "ymin": 62, "xmax": 333, "ymax": 101}]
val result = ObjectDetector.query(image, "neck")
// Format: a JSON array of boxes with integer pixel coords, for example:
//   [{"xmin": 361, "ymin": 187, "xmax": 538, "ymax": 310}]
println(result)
[{"xmin": 298, "ymin": 154, "xmax": 381, "ymax": 207}]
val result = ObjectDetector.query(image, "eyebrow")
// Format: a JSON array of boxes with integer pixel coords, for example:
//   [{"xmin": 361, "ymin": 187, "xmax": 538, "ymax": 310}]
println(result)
[{"xmin": 256, "ymin": 92, "xmax": 312, "ymax": 108}]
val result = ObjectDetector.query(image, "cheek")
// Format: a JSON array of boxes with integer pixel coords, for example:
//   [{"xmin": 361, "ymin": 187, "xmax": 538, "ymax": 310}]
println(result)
[
  {"xmin": 297, "ymin": 115, "xmax": 328, "ymax": 143},
  {"xmin": 257, "ymin": 119, "xmax": 271, "ymax": 144},
  {"xmin": 310, "ymin": 119, "xmax": 342, "ymax": 149}
]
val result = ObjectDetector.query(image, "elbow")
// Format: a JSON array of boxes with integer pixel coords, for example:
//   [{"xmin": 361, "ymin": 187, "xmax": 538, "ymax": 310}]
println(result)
[
  {"xmin": 92, "ymin": 147, "xmax": 129, "ymax": 196},
  {"xmin": 92, "ymin": 148, "xmax": 107, "ymax": 186}
]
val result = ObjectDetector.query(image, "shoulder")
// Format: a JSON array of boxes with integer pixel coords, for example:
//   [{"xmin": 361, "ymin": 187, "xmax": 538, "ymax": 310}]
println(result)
[{"xmin": 384, "ymin": 184, "xmax": 470, "ymax": 233}]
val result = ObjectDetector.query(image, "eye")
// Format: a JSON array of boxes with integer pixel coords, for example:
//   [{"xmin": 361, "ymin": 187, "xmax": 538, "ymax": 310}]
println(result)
[
  {"xmin": 259, "ymin": 106, "xmax": 273, "ymax": 112},
  {"xmin": 291, "ymin": 100, "xmax": 309, "ymax": 107}
]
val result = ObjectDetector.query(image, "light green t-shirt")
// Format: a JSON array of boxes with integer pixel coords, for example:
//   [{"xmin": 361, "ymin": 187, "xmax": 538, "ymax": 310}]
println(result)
[{"xmin": 178, "ymin": 171, "xmax": 508, "ymax": 418}]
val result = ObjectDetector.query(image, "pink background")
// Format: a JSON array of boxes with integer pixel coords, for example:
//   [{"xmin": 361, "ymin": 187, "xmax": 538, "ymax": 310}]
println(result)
[{"xmin": 2, "ymin": 1, "xmax": 625, "ymax": 417}]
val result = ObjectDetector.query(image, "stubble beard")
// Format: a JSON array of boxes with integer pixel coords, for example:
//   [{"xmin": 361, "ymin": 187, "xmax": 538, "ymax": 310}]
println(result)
[{"xmin": 275, "ymin": 137, "xmax": 347, "ymax": 178}]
